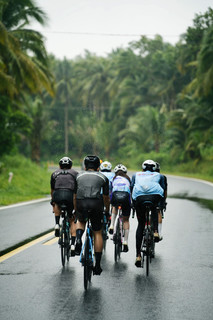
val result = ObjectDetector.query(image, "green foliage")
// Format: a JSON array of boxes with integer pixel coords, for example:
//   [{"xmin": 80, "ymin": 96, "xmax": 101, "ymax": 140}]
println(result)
[{"xmin": 0, "ymin": 154, "xmax": 50, "ymax": 205}]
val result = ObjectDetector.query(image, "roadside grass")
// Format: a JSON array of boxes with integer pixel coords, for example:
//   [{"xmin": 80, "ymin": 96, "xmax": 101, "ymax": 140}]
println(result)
[{"xmin": 0, "ymin": 155, "xmax": 50, "ymax": 205}]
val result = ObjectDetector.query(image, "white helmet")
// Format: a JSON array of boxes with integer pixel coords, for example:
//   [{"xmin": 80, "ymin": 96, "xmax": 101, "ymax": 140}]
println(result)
[
  {"xmin": 142, "ymin": 159, "xmax": 157, "ymax": 172},
  {"xmin": 114, "ymin": 164, "xmax": 127, "ymax": 173},
  {"xmin": 100, "ymin": 161, "xmax": 112, "ymax": 171}
]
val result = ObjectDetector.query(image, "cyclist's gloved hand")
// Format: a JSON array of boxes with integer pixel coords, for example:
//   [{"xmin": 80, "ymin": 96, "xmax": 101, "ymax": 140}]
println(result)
[{"xmin": 50, "ymin": 199, "xmax": 54, "ymax": 206}]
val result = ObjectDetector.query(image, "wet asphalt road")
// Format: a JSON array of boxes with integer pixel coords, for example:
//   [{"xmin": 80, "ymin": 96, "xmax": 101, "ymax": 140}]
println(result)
[{"xmin": 0, "ymin": 176, "xmax": 213, "ymax": 320}]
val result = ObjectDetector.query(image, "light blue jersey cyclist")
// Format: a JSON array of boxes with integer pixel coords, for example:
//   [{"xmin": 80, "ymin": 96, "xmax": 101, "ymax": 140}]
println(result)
[{"xmin": 100, "ymin": 161, "xmax": 115, "ymax": 197}]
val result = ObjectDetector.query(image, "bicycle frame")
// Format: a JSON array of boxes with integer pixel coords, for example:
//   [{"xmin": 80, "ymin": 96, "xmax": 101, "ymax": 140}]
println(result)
[{"xmin": 79, "ymin": 219, "xmax": 94, "ymax": 290}]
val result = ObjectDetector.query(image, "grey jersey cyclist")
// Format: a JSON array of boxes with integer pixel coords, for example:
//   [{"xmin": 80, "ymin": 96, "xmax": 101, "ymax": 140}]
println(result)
[{"xmin": 75, "ymin": 155, "xmax": 110, "ymax": 275}]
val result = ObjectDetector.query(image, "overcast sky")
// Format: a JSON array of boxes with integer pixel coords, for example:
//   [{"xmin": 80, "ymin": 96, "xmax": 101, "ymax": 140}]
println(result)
[{"xmin": 32, "ymin": 0, "xmax": 212, "ymax": 60}]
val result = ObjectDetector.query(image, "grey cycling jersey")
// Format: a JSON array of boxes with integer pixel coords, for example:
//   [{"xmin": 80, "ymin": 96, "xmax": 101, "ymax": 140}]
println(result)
[
  {"xmin": 50, "ymin": 168, "xmax": 78, "ymax": 190},
  {"xmin": 76, "ymin": 171, "xmax": 109, "ymax": 199}
]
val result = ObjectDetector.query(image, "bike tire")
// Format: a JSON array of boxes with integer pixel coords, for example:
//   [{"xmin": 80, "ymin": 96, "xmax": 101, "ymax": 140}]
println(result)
[
  {"xmin": 145, "ymin": 230, "xmax": 150, "ymax": 276},
  {"xmin": 60, "ymin": 228, "xmax": 66, "ymax": 267},
  {"xmin": 66, "ymin": 230, "xmax": 70, "ymax": 262},
  {"xmin": 114, "ymin": 220, "xmax": 121, "ymax": 262},
  {"xmin": 84, "ymin": 236, "xmax": 92, "ymax": 290}
]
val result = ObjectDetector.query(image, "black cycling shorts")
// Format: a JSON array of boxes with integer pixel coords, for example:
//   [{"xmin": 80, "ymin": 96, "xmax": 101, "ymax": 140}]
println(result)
[
  {"xmin": 76, "ymin": 198, "xmax": 104, "ymax": 231},
  {"xmin": 134, "ymin": 194, "xmax": 162, "ymax": 225},
  {"xmin": 111, "ymin": 191, "xmax": 131, "ymax": 216},
  {"xmin": 52, "ymin": 189, "xmax": 74, "ymax": 217}
]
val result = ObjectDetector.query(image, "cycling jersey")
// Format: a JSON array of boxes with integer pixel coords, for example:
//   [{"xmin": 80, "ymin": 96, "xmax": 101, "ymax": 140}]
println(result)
[
  {"xmin": 50, "ymin": 168, "xmax": 78, "ymax": 190},
  {"xmin": 131, "ymin": 171, "xmax": 165, "ymax": 200},
  {"xmin": 76, "ymin": 171, "xmax": 109, "ymax": 199},
  {"xmin": 101, "ymin": 171, "xmax": 115, "ymax": 183},
  {"xmin": 111, "ymin": 176, "xmax": 131, "ymax": 194},
  {"xmin": 101, "ymin": 171, "xmax": 115, "ymax": 195}
]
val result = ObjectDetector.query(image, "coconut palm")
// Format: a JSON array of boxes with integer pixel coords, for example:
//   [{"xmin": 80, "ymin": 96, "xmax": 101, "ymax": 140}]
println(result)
[{"xmin": 0, "ymin": 0, "xmax": 54, "ymax": 96}]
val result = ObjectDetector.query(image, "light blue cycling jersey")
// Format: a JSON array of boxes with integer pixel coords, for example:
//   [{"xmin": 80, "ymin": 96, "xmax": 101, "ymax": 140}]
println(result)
[
  {"xmin": 101, "ymin": 171, "xmax": 115, "ymax": 183},
  {"xmin": 111, "ymin": 175, "xmax": 131, "ymax": 194},
  {"xmin": 100, "ymin": 171, "xmax": 115, "ymax": 195},
  {"xmin": 131, "ymin": 171, "xmax": 164, "ymax": 200}
]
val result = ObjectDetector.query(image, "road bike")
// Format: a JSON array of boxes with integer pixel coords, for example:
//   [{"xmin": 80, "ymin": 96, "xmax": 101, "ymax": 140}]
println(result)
[
  {"xmin": 80, "ymin": 218, "xmax": 94, "ymax": 290},
  {"xmin": 102, "ymin": 211, "xmax": 109, "ymax": 249},
  {"xmin": 141, "ymin": 201, "xmax": 156, "ymax": 276},
  {"xmin": 113, "ymin": 206, "xmax": 123, "ymax": 262},
  {"xmin": 58, "ymin": 203, "xmax": 71, "ymax": 267}
]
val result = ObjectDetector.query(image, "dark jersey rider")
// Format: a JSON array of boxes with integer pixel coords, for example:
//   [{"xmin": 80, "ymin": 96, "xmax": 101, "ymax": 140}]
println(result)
[{"xmin": 50, "ymin": 156, "xmax": 78, "ymax": 256}]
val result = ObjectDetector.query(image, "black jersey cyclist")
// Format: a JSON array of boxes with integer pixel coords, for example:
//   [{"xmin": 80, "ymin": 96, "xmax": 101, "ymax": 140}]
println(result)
[
  {"xmin": 50, "ymin": 156, "xmax": 78, "ymax": 256},
  {"xmin": 75, "ymin": 155, "xmax": 110, "ymax": 275},
  {"xmin": 155, "ymin": 162, "xmax": 168, "ymax": 240}
]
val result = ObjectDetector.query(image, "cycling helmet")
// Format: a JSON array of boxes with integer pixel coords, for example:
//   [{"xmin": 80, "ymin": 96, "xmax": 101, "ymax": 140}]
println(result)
[
  {"xmin": 100, "ymin": 161, "xmax": 112, "ymax": 172},
  {"xmin": 155, "ymin": 162, "xmax": 160, "ymax": 172},
  {"xmin": 59, "ymin": 156, "xmax": 72, "ymax": 169},
  {"xmin": 84, "ymin": 155, "xmax": 100, "ymax": 170},
  {"xmin": 142, "ymin": 159, "xmax": 157, "ymax": 172},
  {"xmin": 114, "ymin": 164, "xmax": 127, "ymax": 173}
]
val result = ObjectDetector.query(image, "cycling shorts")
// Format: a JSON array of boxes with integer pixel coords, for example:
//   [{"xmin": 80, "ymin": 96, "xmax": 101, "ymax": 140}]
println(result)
[
  {"xmin": 76, "ymin": 198, "xmax": 104, "ymax": 231},
  {"xmin": 133, "ymin": 194, "xmax": 162, "ymax": 223},
  {"xmin": 111, "ymin": 191, "xmax": 131, "ymax": 216},
  {"xmin": 52, "ymin": 189, "xmax": 74, "ymax": 217}
]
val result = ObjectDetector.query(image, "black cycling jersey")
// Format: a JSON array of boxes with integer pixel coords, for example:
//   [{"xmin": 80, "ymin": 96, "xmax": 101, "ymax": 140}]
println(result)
[
  {"xmin": 76, "ymin": 170, "xmax": 109, "ymax": 199},
  {"xmin": 50, "ymin": 168, "xmax": 78, "ymax": 191}
]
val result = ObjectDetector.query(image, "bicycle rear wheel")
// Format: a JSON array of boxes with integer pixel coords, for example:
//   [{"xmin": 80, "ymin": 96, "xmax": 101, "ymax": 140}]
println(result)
[
  {"xmin": 65, "ymin": 230, "xmax": 70, "ymax": 262},
  {"xmin": 145, "ymin": 230, "xmax": 150, "ymax": 276},
  {"xmin": 114, "ymin": 220, "xmax": 121, "ymax": 262},
  {"xmin": 60, "ymin": 229, "xmax": 66, "ymax": 267},
  {"xmin": 84, "ymin": 236, "xmax": 92, "ymax": 290}
]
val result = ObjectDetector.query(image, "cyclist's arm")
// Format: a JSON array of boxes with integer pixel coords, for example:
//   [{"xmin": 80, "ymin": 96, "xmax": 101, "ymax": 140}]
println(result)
[
  {"xmin": 73, "ymin": 193, "xmax": 77, "ymax": 210},
  {"xmin": 103, "ymin": 195, "xmax": 110, "ymax": 213},
  {"xmin": 103, "ymin": 177, "xmax": 110, "ymax": 213},
  {"xmin": 130, "ymin": 174, "xmax": 136, "ymax": 193}
]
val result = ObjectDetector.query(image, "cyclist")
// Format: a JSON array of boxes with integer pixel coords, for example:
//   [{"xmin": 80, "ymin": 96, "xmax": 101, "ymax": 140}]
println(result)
[
  {"xmin": 131, "ymin": 159, "xmax": 165, "ymax": 267},
  {"xmin": 74, "ymin": 155, "xmax": 110, "ymax": 275},
  {"xmin": 50, "ymin": 157, "xmax": 78, "ymax": 256},
  {"xmin": 108, "ymin": 164, "xmax": 131, "ymax": 252},
  {"xmin": 155, "ymin": 162, "xmax": 168, "ymax": 240},
  {"xmin": 100, "ymin": 161, "xmax": 115, "ymax": 191},
  {"xmin": 100, "ymin": 160, "xmax": 115, "ymax": 221}
]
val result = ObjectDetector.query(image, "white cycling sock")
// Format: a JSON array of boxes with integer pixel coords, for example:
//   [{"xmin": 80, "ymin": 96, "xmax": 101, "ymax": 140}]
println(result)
[
  {"xmin": 124, "ymin": 229, "xmax": 129, "ymax": 243},
  {"xmin": 158, "ymin": 223, "xmax": 162, "ymax": 236},
  {"xmin": 110, "ymin": 213, "xmax": 116, "ymax": 228}
]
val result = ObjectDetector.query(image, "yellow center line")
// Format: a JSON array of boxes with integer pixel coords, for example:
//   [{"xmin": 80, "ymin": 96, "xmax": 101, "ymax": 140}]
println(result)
[
  {"xmin": 0, "ymin": 231, "xmax": 54, "ymax": 263},
  {"xmin": 43, "ymin": 237, "xmax": 58, "ymax": 246}
]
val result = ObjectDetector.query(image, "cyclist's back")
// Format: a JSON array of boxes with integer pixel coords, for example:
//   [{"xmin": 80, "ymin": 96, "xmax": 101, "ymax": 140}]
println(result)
[{"xmin": 76, "ymin": 170, "xmax": 108, "ymax": 200}]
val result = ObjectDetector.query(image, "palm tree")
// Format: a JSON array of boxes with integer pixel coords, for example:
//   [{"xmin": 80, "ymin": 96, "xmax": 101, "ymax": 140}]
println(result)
[{"xmin": 0, "ymin": 0, "xmax": 54, "ymax": 97}]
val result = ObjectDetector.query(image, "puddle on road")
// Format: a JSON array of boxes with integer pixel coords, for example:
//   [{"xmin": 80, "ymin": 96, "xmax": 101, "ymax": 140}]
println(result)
[{"xmin": 169, "ymin": 194, "xmax": 213, "ymax": 212}]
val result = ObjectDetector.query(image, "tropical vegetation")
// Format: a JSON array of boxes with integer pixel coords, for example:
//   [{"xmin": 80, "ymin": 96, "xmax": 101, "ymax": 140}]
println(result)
[{"xmin": 0, "ymin": 1, "xmax": 213, "ymax": 181}]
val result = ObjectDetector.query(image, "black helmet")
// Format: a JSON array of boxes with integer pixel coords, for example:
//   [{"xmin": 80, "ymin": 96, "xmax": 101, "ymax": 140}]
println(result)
[
  {"xmin": 142, "ymin": 159, "xmax": 157, "ymax": 172},
  {"xmin": 59, "ymin": 157, "xmax": 72, "ymax": 169},
  {"xmin": 84, "ymin": 155, "xmax": 100, "ymax": 170},
  {"xmin": 155, "ymin": 162, "xmax": 160, "ymax": 172}
]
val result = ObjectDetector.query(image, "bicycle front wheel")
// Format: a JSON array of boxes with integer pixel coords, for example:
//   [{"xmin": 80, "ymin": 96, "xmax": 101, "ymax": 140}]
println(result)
[
  {"xmin": 84, "ymin": 236, "xmax": 92, "ymax": 290},
  {"xmin": 114, "ymin": 220, "xmax": 121, "ymax": 262}
]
